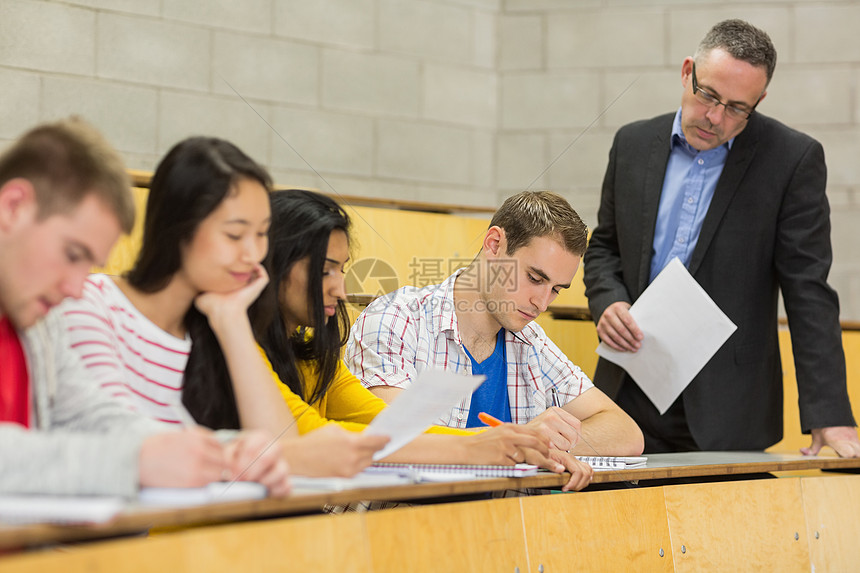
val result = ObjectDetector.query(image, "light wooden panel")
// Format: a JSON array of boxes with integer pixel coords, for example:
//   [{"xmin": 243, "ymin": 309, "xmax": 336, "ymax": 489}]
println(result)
[
  {"xmin": 520, "ymin": 489, "xmax": 673, "ymax": 572},
  {"xmin": 346, "ymin": 204, "xmax": 587, "ymax": 307},
  {"xmin": 1, "ymin": 513, "xmax": 370, "ymax": 573},
  {"xmin": 181, "ymin": 512, "xmax": 370, "ymax": 572},
  {"xmin": 347, "ymin": 205, "xmax": 487, "ymax": 299},
  {"xmin": 0, "ymin": 533, "xmax": 185, "ymax": 573},
  {"xmin": 535, "ymin": 315, "xmax": 600, "ymax": 379},
  {"xmin": 768, "ymin": 329, "xmax": 805, "ymax": 453},
  {"xmin": 768, "ymin": 330, "xmax": 860, "ymax": 454},
  {"xmin": 364, "ymin": 497, "xmax": 528, "ymax": 573},
  {"xmin": 664, "ymin": 479, "xmax": 810, "ymax": 572},
  {"xmin": 99, "ymin": 186, "xmax": 149, "ymax": 276},
  {"xmin": 801, "ymin": 474, "xmax": 860, "ymax": 572}
]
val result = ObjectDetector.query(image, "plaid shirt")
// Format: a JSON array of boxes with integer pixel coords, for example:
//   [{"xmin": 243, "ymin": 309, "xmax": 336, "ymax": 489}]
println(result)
[{"xmin": 345, "ymin": 270, "xmax": 594, "ymax": 428}]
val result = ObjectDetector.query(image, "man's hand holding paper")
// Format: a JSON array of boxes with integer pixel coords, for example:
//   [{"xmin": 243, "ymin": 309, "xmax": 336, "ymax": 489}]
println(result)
[
  {"xmin": 596, "ymin": 258, "xmax": 737, "ymax": 415},
  {"xmin": 596, "ymin": 301, "xmax": 644, "ymax": 352}
]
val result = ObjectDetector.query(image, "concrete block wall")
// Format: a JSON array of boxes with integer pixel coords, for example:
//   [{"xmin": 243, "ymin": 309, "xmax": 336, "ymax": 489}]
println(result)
[
  {"xmin": 1, "ymin": 0, "xmax": 860, "ymax": 317},
  {"xmin": 0, "ymin": 0, "xmax": 499, "ymax": 208}
]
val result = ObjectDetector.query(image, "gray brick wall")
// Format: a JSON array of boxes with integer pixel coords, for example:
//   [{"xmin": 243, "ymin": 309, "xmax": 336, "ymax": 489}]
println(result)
[{"xmin": 1, "ymin": 0, "xmax": 859, "ymax": 317}]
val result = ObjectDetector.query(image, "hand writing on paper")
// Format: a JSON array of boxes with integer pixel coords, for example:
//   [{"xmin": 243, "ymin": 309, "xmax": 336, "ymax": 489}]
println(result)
[
  {"xmin": 526, "ymin": 407, "xmax": 582, "ymax": 452},
  {"xmin": 477, "ymin": 413, "xmax": 585, "ymax": 480},
  {"xmin": 463, "ymin": 423, "xmax": 554, "ymax": 467},
  {"xmin": 801, "ymin": 426, "xmax": 860, "ymax": 458},
  {"xmin": 139, "ymin": 427, "xmax": 228, "ymax": 488},
  {"xmin": 596, "ymin": 301, "xmax": 643, "ymax": 352},
  {"xmin": 225, "ymin": 430, "xmax": 291, "ymax": 498}
]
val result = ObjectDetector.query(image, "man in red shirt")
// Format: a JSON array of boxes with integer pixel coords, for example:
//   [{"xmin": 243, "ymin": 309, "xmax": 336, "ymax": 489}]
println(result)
[{"xmin": 0, "ymin": 119, "xmax": 288, "ymax": 497}]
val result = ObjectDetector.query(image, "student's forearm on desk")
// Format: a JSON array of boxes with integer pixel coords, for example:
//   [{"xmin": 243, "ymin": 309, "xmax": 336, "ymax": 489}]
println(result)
[{"xmin": 573, "ymin": 410, "xmax": 644, "ymax": 456}]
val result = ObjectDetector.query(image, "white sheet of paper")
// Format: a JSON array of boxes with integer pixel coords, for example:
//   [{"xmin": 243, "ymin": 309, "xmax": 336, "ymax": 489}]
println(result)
[
  {"xmin": 138, "ymin": 482, "xmax": 267, "ymax": 507},
  {"xmin": 365, "ymin": 370, "xmax": 485, "ymax": 460},
  {"xmin": 596, "ymin": 257, "xmax": 736, "ymax": 414},
  {"xmin": 0, "ymin": 495, "xmax": 124, "ymax": 525}
]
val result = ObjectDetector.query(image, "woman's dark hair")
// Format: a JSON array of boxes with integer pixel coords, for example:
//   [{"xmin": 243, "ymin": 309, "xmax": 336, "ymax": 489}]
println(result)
[
  {"xmin": 253, "ymin": 189, "xmax": 351, "ymax": 405},
  {"xmin": 126, "ymin": 136, "xmax": 273, "ymax": 429}
]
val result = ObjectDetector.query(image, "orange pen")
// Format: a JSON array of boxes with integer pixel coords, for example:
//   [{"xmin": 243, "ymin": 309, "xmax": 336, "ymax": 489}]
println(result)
[{"xmin": 477, "ymin": 412, "xmax": 504, "ymax": 427}]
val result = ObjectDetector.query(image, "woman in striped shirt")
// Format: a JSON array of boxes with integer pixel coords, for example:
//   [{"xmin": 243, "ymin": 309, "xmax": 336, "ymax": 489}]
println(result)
[{"xmin": 61, "ymin": 137, "xmax": 387, "ymax": 478}]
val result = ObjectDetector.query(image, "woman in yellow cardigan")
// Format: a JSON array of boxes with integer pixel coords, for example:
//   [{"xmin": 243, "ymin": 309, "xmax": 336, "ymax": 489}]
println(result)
[{"xmin": 253, "ymin": 189, "xmax": 592, "ymax": 490}]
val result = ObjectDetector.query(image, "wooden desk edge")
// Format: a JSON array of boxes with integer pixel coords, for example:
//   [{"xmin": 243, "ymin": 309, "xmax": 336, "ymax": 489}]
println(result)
[{"xmin": 4, "ymin": 455, "xmax": 859, "ymax": 551}]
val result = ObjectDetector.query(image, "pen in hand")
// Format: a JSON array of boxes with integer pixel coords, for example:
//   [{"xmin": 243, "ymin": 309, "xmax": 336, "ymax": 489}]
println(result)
[
  {"xmin": 478, "ymin": 411, "xmax": 566, "ymax": 472},
  {"xmin": 550, "ymin": 387, "xmax": 561, "ymax": 408},
  {"xmin": 478, "ymin": 412, "xmax": 504, "ymax": 427},
  {"xmin": 549, "ymin": 386, "xmax": 601, "ymax": 456}
]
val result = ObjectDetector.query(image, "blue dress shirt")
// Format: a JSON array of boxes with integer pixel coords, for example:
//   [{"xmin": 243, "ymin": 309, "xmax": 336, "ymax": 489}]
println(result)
[{"xmin": 649, "ymin": 108, "xmax": 733, "ymax": 283}]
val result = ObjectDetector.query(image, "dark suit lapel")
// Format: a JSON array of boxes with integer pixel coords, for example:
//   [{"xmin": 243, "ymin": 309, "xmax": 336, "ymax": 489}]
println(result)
[
  {"xmin": 688, "ymin": 116, "xmax": 761, "ymax": 276},
  {"xmin": 636, "ymin": 116, "xmax": 674, "ymax": 296}
]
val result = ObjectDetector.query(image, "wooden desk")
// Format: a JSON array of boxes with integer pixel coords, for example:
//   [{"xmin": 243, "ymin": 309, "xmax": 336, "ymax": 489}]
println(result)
[
  {"xmin": 4, "ymin": 466, "xmax": 860, "ymax": 571},
  {"xmin": 2, "ymin": 451, "xmax": 859, "ymax": 553}
]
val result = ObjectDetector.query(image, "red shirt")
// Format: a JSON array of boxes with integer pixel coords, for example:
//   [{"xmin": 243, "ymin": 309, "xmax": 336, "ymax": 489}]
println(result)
[{"xmin": 0, "ymin": 316, "xmax": 30, "ymax": 428}]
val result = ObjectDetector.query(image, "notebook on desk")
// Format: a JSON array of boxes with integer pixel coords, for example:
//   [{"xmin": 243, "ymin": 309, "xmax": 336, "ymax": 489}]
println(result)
[
  {"xmin": 576, "ymin": 456, "xmax": 648, "ymax": 470},
  {"xmin": 290, "ymin": 472, "xmax": 413, "ymax": 493},
  {"xmin": 366, "ymin": 462, "xmax": 539, "ymax": 480}
]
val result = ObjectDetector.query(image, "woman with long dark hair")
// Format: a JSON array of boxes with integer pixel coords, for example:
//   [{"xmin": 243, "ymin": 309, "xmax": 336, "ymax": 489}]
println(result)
[
  {"xmin": 254, "ymin": 189, "xmax": 592, "ymax": 489},
  {"xmin": 60, "ymin": 137, "xmax": 386, "ymax": 478}
]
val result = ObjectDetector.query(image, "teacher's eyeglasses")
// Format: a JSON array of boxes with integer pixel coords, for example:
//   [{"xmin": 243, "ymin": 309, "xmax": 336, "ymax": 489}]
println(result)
[{"xmin": 691, "ymin": 62, "xmax": 759, "ymax": 121}]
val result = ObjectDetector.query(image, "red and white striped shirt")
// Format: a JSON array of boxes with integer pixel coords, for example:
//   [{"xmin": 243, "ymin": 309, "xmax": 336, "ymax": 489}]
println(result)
[
  {"xmin": 345, "ymin": 270, "xmax": 594, "ymax": 428},
  {"xmin": 60, "ymin": 274, "xmax": 192, "ymax": 426}
]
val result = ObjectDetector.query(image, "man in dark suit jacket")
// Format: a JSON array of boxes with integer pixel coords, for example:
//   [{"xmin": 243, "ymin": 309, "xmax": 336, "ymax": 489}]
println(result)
[{"xmin": 583, "ymin": 19, "xmax": 860, "ymax": 455}]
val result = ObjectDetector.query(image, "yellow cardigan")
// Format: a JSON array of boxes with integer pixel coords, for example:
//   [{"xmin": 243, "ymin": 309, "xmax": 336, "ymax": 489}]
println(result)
[{"xmin": 259, "ymin": 347, "xmax": 469, "ymax": 436}]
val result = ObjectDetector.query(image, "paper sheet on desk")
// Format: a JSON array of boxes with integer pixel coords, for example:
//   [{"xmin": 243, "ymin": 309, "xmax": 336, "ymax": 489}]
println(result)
[
  {"xmin": 0, "ymin": 495, "xmax": 124, "ymax": 524},
  {"xmin": 596, "ymin": 257, "xmax": 736, "ymax": 414},
  {"xmin": 365, "ymin": 370, "xmax": 486, "ymax": 460}
]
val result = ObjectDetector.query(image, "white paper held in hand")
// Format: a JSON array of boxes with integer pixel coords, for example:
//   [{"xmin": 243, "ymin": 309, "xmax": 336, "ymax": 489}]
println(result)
[
  {"xmin": 596, "ymin": 257, "xmax": 736, "ymax": 414},
  {"xmin": 365, "ymin": 369, "xmax": 486, "ymax": 460}
]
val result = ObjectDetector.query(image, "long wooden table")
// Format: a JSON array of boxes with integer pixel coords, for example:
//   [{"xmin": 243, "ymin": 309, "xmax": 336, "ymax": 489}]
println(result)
[{"xmin": 2, "ymin": 451, "xmax": 859, "ymax": 553}]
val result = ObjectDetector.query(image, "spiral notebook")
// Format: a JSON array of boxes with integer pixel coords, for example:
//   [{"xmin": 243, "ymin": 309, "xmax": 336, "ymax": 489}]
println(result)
[
  {"xmin": 365, "ymin": 462, "xmax": 539, "ymax": 480},
  {"xmin": 576, "ymin": 456, "xmax": 648, "ymax": 470}
]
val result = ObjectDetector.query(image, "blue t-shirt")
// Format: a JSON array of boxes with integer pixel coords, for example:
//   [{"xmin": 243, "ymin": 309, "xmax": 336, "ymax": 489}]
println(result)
[{"xmin": 464, "ymin": 330, "xmax": 511, "ymax": 427}]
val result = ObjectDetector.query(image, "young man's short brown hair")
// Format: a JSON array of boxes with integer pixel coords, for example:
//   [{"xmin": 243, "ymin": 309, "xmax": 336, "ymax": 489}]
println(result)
[
  {"xmin": 490, "ymin": 190, "xmax": 588, "ymax": 256},
  {"xmin": 0, "ymin": 117, "xmax": 134, "ymax": 233}
]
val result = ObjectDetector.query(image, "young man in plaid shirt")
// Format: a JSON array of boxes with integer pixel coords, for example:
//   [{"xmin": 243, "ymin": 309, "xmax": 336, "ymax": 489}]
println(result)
[{"xmin": 346, "ymin": 191, "xmax": 644, "ymax": 459}]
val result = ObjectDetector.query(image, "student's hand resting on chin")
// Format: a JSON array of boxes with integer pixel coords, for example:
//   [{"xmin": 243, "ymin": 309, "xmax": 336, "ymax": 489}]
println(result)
[{"xmin": 194, "ymin": 263, "xmax": 269, "ymax": 329}]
